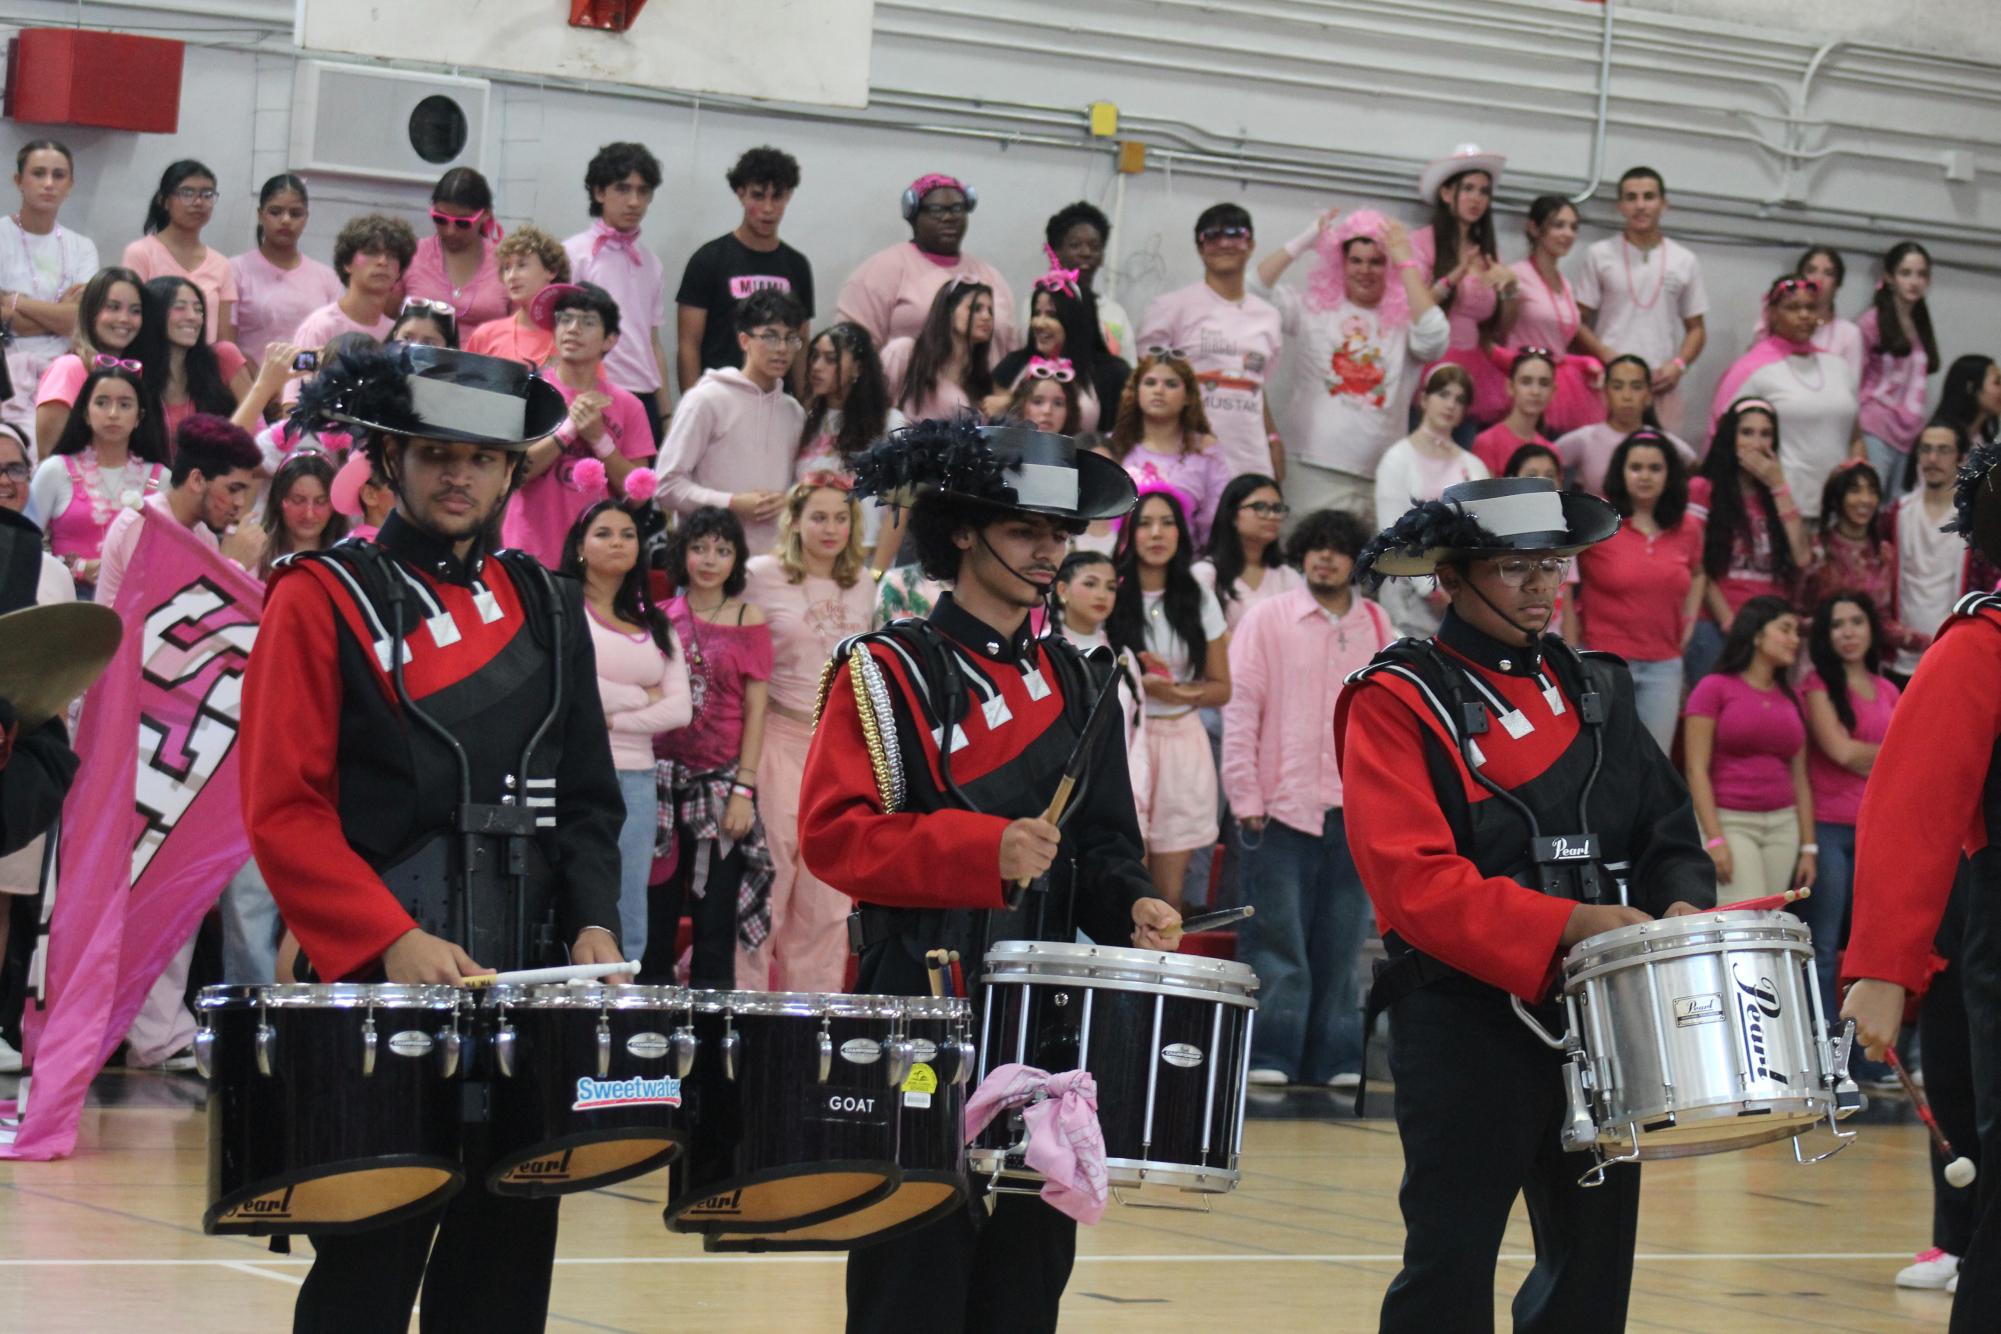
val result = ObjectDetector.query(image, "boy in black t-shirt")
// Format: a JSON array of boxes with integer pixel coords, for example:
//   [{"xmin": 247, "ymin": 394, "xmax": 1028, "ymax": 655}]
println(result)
[{"xmin": 675, "ymin": 146, "xmax": 815, "ymax": 393}]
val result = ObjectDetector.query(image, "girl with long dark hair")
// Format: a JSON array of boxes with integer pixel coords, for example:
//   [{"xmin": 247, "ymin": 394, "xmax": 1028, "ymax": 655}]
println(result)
[
  {"xmin": 1799, "ymin": 461, "xmax": 1927, "ymax": 658},
  {"xmin": 1471, "ymin": 348, "xmax": 1557, "ymax": 475},
  {"xmin": 563, "ymin": 488, "xmax": 691, "ymax": 965},
  {"xmin": 259, "ymin": 450, "xmax": 348, "ymax": 576},
  {"xmin": 27, "ymin": 364, "xmax": 167, "ymax": 595},
  {"xmin": 879, "ymin": 278, "xmax": 994, "ymax": 420},
  {"xmin": 229, "ymin": 173, "xmax": 342, "ymax": 363},
  {"xmin": 1936, "ymin": 354, "xmax": 2000, "ymax": 450},
  {"xmin": 1856, "ymin": 242, "xmax": 1940, "ymax": 491},
  {"xmin": 1800, "ymin": 591, "xmax": 1899, "ymax": 1008},
  {"xmin": 1107, "ymin": 485, "xmax": 1231, "ymax": 906},
  {"xmin": 1689, "ymin": 397, "xmax": 1810, "ymax": 679},
  {"xmin": 1110, "ymin": 353, "xmax": 1228, "ymax": 547},
  {"xmin": 1194, "ymin": 471, "xmax": 1301, "ymax": 630},
  {"xmin": 135, "ymin": 276, "xmax": 249, "ymax": 438},
  {"xmin": 33, "ymin": 266, "xmax": 147, "ymax": 446},
  {"xmin": 1410, "ymin": 145, "xmax": 1518, "ymax": 429},
  {"xmin": 1553, "ymin": 353, "xmax": 1694, "ymax": 498},
  {"xmin": 989, "ymin": 273, "xmax": 1129, "ymax": 431},
  {"xmin": 402, "ymin": 166, "xmax": 508, "ymax": 328},
  {"xmin": 1051, "ymin": 547, "xmax": 1151, "ymax": 837},
  {"xmin": 798, "ymin": 321, "xmax": 905, "ymax": 571},
  {"xmin": 123, "ymin": 158, "xmax": 236, "ymax": 344},
  {"xmin": 1505, "ymin": 195, "xmax": 1612, "ymax": 435},
  {"xmin": 1684, "ymin": 594, "xmax": 1815, "ymax": 899}
]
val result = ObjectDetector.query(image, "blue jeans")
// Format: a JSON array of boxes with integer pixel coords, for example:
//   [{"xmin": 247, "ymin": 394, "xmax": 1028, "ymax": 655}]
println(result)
[
  {"xmin": 615, "ymin": 768, "xmax": 658, "ymax": 962},
  {"xmin": 219, "ymin": 856, "xmax": 282, "ymax": 983},
  {"xmin": 1805, "ymin": 820, "xmax": 1858, "ymax": 1013},
  {"xmin": 1863, "ymin": 432, "xmax": 1911, "ymax": 496},
  {"xmin": 1684, "ymin": 618, "xmax": 1725, "ymax": 685},
  {"xmin": 1625, "ymin": 656, "xmax": 1682, "ymax": 754},
  {"xmin": 1238, "ymin": 809, "xmax": 1371, "ymax": 1082}
]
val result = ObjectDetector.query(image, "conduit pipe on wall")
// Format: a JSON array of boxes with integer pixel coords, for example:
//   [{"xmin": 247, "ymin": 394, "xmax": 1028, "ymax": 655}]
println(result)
[{"xmin": 1569, "ymin": 0, "xmax": 1614, "ymax": 205}]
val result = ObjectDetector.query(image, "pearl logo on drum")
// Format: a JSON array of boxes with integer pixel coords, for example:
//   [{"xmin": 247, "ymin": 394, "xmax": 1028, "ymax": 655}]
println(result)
[
  {"xmin": 387, "ymin": 1030, "xmax": 434, "ymax": 1057},
  {"xmin": 571, "ymin": 1075, "xmax": 684, "ymax": 1111},
  {"xmin": 840, "ymin": 1038, "xmax": 883, "ymax": 1065},
  {"xmin": 1731, "ymin": 964, "xmax": 1790, "ymax": 1086},
  {"xmin": 625, "ymin": 1031, "xmax": 672, "ymax": 1059},
  {"xmin": 1160, "ymin": 1043, "xmax": 1205, "ymax": 1069}
]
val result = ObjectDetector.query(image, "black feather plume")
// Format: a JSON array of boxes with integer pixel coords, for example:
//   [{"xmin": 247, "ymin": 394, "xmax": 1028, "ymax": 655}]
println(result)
[
  {"xmin": 289, "ymin": 344, "xmax": 415, "ymax": 440},
  {"xmin": 1354, "ymin": 498, "xmax": 1502, "ymax": 588},
  {"xmin": 852, "ymin": 413, "xmax": 1012, "ymax": 508},
  {"xmin": 1948, "ymin": 439, "xmax": 2001, "ymax": 541}
]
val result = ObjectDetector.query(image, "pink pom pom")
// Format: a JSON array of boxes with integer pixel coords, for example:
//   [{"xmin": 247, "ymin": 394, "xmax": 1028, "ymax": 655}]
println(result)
[
  {"xmin": 624, "ymin": 466, "xmax": 657, "ymax": 504},
  {"xmin": 572, "ymin": 456, "xmax": 607, "ymax": 496}
]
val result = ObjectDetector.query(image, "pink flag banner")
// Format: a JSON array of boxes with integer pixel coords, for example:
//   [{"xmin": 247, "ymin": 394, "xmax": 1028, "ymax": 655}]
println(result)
[{"xmin": 2, "ymin": 508, "xmax": 262, "ymax": 1160}]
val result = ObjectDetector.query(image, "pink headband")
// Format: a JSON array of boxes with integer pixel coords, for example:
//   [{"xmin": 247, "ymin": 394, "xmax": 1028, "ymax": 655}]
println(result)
[
  {"xmin": 907, "ymin": 173, "xmax": 966, "ymax": 201},
  {"xmin": 1733, "ymin": 397, "xmax": 1778, "ymax": 416}
]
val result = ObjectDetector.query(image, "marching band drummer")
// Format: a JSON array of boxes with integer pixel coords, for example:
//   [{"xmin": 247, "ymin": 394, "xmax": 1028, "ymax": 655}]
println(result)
[
  {"xmin": 1844, "ymin": 437, "xmax": 2001, "ymax": 1333},
  {"xmin": 1336, "ymin": 476, "xmax": 1714, "ymax": 1334},
  {"xmin": 797, "ymin": 419, "xmax": 1181, "ymax": 1334},
  {"xmin": 238, "ymin": 344, "xmax": 626, "ymax": 1333}
]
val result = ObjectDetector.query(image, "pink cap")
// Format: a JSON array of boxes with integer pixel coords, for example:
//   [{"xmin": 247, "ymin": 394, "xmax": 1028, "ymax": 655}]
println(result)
[{"xmin": 329, "ymin": 450, "xmax": 373, "ymax": 518}]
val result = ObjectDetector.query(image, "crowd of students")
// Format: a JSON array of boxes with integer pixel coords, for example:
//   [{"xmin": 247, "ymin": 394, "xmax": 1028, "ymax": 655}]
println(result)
[{"xmin": 0, "ymin": 128, "xmax": 1990, "ymax": 1288}]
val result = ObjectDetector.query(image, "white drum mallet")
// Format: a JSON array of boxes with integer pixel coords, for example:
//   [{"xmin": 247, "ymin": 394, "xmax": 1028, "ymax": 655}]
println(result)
[{"xmin": 1885, "ymin": 1046, "xmax": 1977, "ymax": 1188}]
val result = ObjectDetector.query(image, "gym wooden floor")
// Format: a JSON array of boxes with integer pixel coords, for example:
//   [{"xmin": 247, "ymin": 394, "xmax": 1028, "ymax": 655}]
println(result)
[{"xmin": 0, "ymin": 1072, "xmax": 1952, "ymax": 1332}]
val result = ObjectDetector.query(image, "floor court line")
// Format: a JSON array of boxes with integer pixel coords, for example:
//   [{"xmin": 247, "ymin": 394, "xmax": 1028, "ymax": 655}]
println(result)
[{"xmin": 0, "ymin": 1250, "xmax": 1919, "ymax": 1267}]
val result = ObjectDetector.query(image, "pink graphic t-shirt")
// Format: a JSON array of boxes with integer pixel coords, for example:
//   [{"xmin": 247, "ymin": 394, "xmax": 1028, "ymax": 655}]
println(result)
[{"xmin": 1136, "ymin": 282, "xmax": 1283, "ymax": 480}]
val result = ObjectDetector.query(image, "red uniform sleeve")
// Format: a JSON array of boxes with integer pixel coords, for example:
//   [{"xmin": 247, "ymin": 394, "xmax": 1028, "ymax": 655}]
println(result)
[
  {"xmin": 1845, "ymin": 613, "xmax": 2001, "ymax": 994},
  {"xmin": 240, "ymin": 568, "xmax": 418, "ymax": 980},
  {"xmin": 1339, "ymin": 681, "xmax": 1577, "ymax": 1001},
  {"xmin": 798, "ymin": 656, "xmax": 1011, "ymax": 911}
]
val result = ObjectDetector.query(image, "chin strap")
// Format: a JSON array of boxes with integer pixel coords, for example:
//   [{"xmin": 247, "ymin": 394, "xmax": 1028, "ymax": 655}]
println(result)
[
  {"xmin": 1459, "ymin": 572, "xmax": 1558, "ymax": 655},
  {"xmin": 975, "ymin": 526, "xmax": 1057, "ymax": 624}
]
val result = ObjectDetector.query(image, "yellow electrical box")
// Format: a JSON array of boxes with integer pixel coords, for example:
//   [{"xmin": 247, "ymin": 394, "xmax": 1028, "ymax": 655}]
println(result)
[
  {"xmin": 1089, "ymin": 101, "xmax": 1118, "ymax": 137},
  {"xmin": 1118, "ymin": 141, "xmax": 1146, "ymax": 175}
]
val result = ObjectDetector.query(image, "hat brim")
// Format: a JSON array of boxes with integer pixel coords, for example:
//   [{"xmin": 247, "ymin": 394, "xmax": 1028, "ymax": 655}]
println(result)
[
  {"xmin": 1370, "ymin": 490, "xmax": 1618, "ymax": 577},
  {"xmin": 1417, "ymin": 152, "xmax": 1506, "ymax": 202},
  {"xmin": 321, "ymin": 345, "xmax": 570, "ymax": 449},
  {"xmin": 528, "ymin": 283, "xmax": 584, "ymax": 333}
]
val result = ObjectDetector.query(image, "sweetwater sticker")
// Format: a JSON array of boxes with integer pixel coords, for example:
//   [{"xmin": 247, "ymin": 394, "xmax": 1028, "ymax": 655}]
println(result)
[
  {"xmin": 572, "ymin": 1075, "xmax": 682, "ymax": 1111},
  {"xmin": 1161, "ymin": 1042, "xmax": 1205, "ymax": 1069},
  {"xmin": 902, "ymin": 1061, "xmax": 938, "ymax": 1109},
  {"xmin": 1673, "ymin": 994, "xmax": 1724, "ymax": 1028}
]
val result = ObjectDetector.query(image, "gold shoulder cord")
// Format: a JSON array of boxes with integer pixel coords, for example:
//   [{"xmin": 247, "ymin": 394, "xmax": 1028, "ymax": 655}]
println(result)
[{"xmin": 812, "ymin": 643, "xmax": 905, "ymax": 813}]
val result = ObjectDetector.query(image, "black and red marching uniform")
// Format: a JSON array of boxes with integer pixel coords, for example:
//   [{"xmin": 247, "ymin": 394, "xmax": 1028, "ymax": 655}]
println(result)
[
  {"xmin": 1336, "ymin": 609, "xmax": 1712, "ymax": 1334},
  {"xmin": 799, "ymin": 592, "xmax": 1153, "ymax": 1334},
  {"xmin": 239, "ymin": 511, "xmax": 624, "ymax": 1332}
]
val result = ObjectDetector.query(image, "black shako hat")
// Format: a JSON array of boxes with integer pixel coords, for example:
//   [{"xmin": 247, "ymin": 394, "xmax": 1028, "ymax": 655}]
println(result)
[
  {"xmin": 1949, "ymin": 438, "xmax": 2001, "ymax": 567},
  {"xmin": 851, "ymin": 417, "xmax": 1137, "ymax": 522},
  {"xmin": 1358, "ymin": 476, "xmax": 1620, "ymax": 580},
  {"xmin": 290, "ymin": 342, "xmax": 568, "ymax": 449}
]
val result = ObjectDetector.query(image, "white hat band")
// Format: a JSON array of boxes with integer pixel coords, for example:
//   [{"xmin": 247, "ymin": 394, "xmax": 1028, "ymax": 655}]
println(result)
[
  {"xmin": 1009, "ymin": 461, "xmax": 1079, "ymax": 511},
  {"xmin": 408, "ymin": 375, "xmax": 528, "ymax": 441},
  {"xmin": 1460, "ymin": 489, "xmax": 1566, "ymax": 538}
]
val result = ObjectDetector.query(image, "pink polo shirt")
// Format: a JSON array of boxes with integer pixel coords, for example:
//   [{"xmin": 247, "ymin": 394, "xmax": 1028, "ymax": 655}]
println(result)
[
  {"xmin": 122, "ymin": 235, "xmax": 237, "ymax": 343},
  {"xmin": 229, "ymin": 250, "xmax": 343, "ymax": 362},
  {"xmin": 1220, "ymin": 584, "xmax": 1395, "ymax": 832},
  {"xmin": 564, "ymin": 227, "xmax": 668, "ymax": 396},
  {"xmin": 500, "ymin": 367, "xmax": 653, "ymax": 568},
  {"xmin": 399, "ymin": 234, "xmax": 510, "ymax": 329},
  {"xmin": 1575, "ymin": 518, "xmax": 1704, "ymax": 662},
  {"xmin": 1470, "ymin": 422, "xmax": 1555, "ymax": 478}
]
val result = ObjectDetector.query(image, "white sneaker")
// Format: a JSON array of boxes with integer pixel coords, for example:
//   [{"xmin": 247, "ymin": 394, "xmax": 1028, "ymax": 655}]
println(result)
[
  {"xmin": 1895, "ymin": 1247, "xmax": 1959, "ymax": 1290},
  {"xmin": 1324, "ymin": 1071, "xmax": 1363, "ymax": 1091},
  {"xmin": 1247, "ymin": 1068, "xmax": 1290, "ymax": 1086},
  {"xmin": 0, "ymin": 1034, "xmax": 21, "ymax": 1074}
]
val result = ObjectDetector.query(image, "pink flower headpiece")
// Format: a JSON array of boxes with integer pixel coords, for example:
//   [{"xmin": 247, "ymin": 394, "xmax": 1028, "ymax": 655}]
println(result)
[
  {"xmin": 1307, "ymin": 209, "xmax": 1410, "ymax": 329},
  {"xmin": 1034, "ymin": 245, "xmax": 1082, "ymax": 300}
]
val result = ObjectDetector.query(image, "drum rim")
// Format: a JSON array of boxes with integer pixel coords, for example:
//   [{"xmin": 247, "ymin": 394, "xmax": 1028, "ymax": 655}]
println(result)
[
  {"xmin": 196, "ymin": 983, "xmax": 464, "ymax": 1010},
  {"xmin": 1563, "ymin": 911, "xmax": 1812, "ymax": 973},
  {"xmin": 982, "ymin": 940, "xmax": 1259, "ymax": 993},
  {"xmin": 683, "ymin": 988, "xmax": 909, "ymax": 1019},
  {"xmin": 967, "ymin": 1148, "xmax": 1240, "ymax": 1194},
  {"xmin": 898, "ymin": 997, "xmax": 971, "ymax": 1021},
  {"xmin": 478, "ymin": 983, "xmax": 691, "ymax": 1008}
]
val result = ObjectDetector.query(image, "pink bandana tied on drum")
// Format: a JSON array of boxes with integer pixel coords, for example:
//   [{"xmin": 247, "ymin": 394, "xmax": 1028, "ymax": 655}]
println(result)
[{"xmin": 963, "ymin": 1064, "xmax": 1110, "ymax": 1224}]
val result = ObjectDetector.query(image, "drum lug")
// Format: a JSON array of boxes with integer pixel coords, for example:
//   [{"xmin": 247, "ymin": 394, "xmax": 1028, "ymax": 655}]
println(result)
[
  {"xmin": 953, "ymin": 1038, "xmax": 976, "ymax": 1086},
  {"xmin": 817, "ymin": 1017, "xmax": 833, "ymax": 1085},
  {"xmin": 254, "ymin": 1018, "xmax": 276, "ymax": 1078},
  {"xmin": 886, "ymin": 1038, "xmax": 913, "ymax": 1089},
  {"xmin": 722, "ymin": 1012, "xmax": 740, "ymax": 1082},
  {"xmin": 193, "ymin": 1026, "xmax": 214, "ymax": 1080},
  {"xmin": 1559, "ymin": 1060, "xmax": 1598, "ymax": 1151},
  {"xmin": 361, "ymin": 1012, "xmax": 378, "ymax": 1078},
  {"xmin": 596, "ymin": 1013, "xmax": 613, "ymax": 1079},
  {"xmin": 437, "ymin": 1027, "xmax": 461, "ymax": 1079},
  {"xmin": 496, "ymin": 1020, "xmax": 517, "ymax": 1078},
  {"xmin": 671, "ymin": 1026, "xmax": 697, "ymax": 1080}
]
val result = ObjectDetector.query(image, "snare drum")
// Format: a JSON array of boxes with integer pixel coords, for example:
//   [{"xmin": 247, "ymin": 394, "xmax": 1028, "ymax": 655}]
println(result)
[
  {"xmin": 703, "ymin": 995, "xmax": 974, "ymax": 1252},
  {"xmin": 1517, "ymin": 910, "xmax": 1860, "ymax": 1172},
  {"xmin": 664, "ymin": 991, "xmax": 907, "ymax": 1234},
  {"xmin": 197, "ymin": 984, "xmax": 466, "ymax": 1235},
  {"xmin": 480, "ymin": 983, "xmax": 693, "ymax": 1196},
  {"xmin": 970, "ymin": 942, "xmax": 1257, "ymax": 1195}
]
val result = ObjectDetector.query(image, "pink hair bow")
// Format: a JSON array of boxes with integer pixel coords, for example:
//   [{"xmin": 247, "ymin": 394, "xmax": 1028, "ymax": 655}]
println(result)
[{"xmin": 1034, "ymin": 266, "xmax": 1082, "ymax": 300}]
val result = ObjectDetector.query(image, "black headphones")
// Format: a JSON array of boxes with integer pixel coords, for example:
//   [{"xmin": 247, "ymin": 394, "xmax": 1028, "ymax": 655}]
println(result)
[{"xmin": 901, "ymin": 177, "xmax": 978, "ymax": 224}]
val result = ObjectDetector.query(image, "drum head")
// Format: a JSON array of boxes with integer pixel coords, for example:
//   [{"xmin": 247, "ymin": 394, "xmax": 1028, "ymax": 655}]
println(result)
[
  {"xmin": 203, "ymin": 1156, "xmax": 463, "ymax": 1236},
  {"xmin": 981, "ymin": 941, "xmax": 1258, "ymax": 1003},
  {"xmin": 487, "ymin": 1132, "xmax": 683, "ymax": 1197},
  {"xmin": 665, "ymin": 1163, "xmax": 899, "ymax": 1234},
  {"xmin": 698, "ymin": 1173, "xmax": 968, "ymax": 1252}
]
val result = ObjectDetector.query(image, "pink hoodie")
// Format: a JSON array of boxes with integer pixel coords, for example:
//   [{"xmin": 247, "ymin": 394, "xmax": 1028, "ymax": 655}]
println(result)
[{"xmin": 653, "ymin": 367, "xmax": 806, "ymax": 557}]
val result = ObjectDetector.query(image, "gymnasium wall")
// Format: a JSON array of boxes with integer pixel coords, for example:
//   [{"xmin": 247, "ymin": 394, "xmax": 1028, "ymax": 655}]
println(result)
[{"xmin": 3, "ymin": 0, "xmax": 1996, "ymax": 428}]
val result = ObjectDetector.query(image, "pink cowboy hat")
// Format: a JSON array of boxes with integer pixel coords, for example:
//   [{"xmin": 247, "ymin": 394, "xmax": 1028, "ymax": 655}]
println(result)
[{"xmin": 1418, "ymin": 143, "xmax": 1507, "ymax": 203}]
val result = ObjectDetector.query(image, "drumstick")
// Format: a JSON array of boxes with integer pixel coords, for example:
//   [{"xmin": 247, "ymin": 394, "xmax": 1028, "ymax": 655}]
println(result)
[
  {"xmin": 925, "ymin": 949, "xmax": 949, "ymax": 1000},
  {"xmin": 1715, "ymin": 887, "xmax": 1812, "ymax": 914},
  {"xmin": 459, "ymin": 959, "xmax": 640, "ymax": 989},
  {"xmin": 1162, "ymin": 905, "xmax": 1255, "ymax": 944},
  {"xmin": 1013, "ymin": 670, "xmax": 1125, "ymax": 890},
  {"xmin": 947, "ymin": 950, "xmax": 964, "ymax": 1000},
  {"xmin": 1886, "ymin": 1047, "xmax": 1978, "ymax": 1188}
]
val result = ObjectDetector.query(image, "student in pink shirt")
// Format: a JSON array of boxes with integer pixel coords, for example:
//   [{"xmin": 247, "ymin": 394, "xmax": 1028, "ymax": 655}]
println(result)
[
  {"xmin": 465, "ymin": 226, "xmax": 569, "ymax": 369},
  {"xmin": 879, "ymin": 278, "xmax": 995, "ymax": 423},
  {"xmin": 1506, "ymin": 196, "xmax": 1611, "ymax": 436},
  {"xmin": 1683, "ymin": 596, "xmax": 1814, "ymax": 901},
  {"xmin": 503, "ymin": 282, "xmax": 653, "ymax": 567},
  {"xmin": 1687, "ymin": 399, "xmax": 1810, "ymax": 679},
  {"xmin": 565, "ymin": 142, "xmax": 671, "ymax": 442},
  {"xmin": 563, "ymin": 497, "xmax": 693, "ymax": 962},
  {"xmin": 1409, "ymin": 144, "xmax": 1518, "ymax": 432},
  {"xmin": 1224, "ymin": 508, "xmax": 1393, "ymax": 1087},
  {"xmin": 1470, "ymin": 349, "xmax": 1557, "ymax": 476},
  {"xmin": 1109, "ymin": 352, "xmax": 1228, "ymax": 547},
  {"xmin": 988, "ymin": 273, "xmax": 1128, "ymax": 432},
  {"xmin": 258, "ymin": 450, "xmax": 347, "ymax": 578},
  {"xmin": 1195, "ymin": 473, "xmax": 1305, "ymax": 631},
  {"xmin": 284, "ymin": 215, "xmax": 416, "ymax": 405},
  {"xmin": 743, "ymin": 479, "xmax": 875, "ymax": 991},
  {"xmin": 1554, "ymin": 354, "xmax": 1695, "ymax": 497},
  {"xmin": 33, "ymin": 265, "xmax": 146, "ymax": 447},
  {"xmin": 387, "ymin": 302, "xmax": 456, "ymax": 349},
  {"xmin": 229, "ymin": 174, "xmax": 342, "ymax": 363},
  {"xmin": 654, "ymin": 289, "xmax": 807, "ymax": 557},
  {"xmin": 1856, "ymin": 241, "xmax": 1939, "ymax": 492},
  {"xmin": 122, "ymin": 159, "xmax": 236, "ymax": 345},
  {"xmin": 835, "ymin": 172, "xmax": 1016, "ymax": 367},
  {"xmin": 28, "ymin": 364, "xmax": 169, "ymax": 595},
  {"xmin": 999, "ymin": 360, "xmax": 1080, "ymax": 435},
  {"xmin": 1137, "ymin": 203, "xmax": 1285, "ymax": 480},
  {"xmin": 1771, "ymin": 247, "xmax": 1864, "ymax": 380},
  {"xmin": 134, "ymin": 276, "xmax": 252, "ymax": 439},
  {"xmin": 398, "ymin": 167, "xmax": 508, "ymax": 331},
  {"xmin": 1, "ymin": 140, "xmax": 100, "ymax": 452}
]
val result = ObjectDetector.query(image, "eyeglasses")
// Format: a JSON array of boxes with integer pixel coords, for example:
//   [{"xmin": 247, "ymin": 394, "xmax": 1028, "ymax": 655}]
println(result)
[
  {"xmin": 1488, "ymin": 556, "xmax": 1572, "ymax": 586},
  {"xmin": 750, "ymin": 330, "xmax": 805, "ymax": 349},
  {"xmin": 554, "ymin": 311, "xmax": 604, "ymax": 332},
  {"xmin": 1243, "ymin": 501, "xmax": 1290, "ymax": 518},
  {"xmin": 1197, "ymin": 225, "xmax": 1252, "ymax": 245},
  {"xmin": 171, "ymin": 187, "xmax": 218, "ymax": 203},
  {"xmin": 429, "ymin": 207, "xmax": 485, "ymax": 231},
  {"xmin": 0, "ymin": 462, "xmax": 30, "ymax": 483},
  {"xmin": 400, "ymin": 296, "xmax": 458, "ymax": 324},
  {"xmin": 917, "ymin": 203, "xmax": 970, "ymax": 219},
  {"xmin": 93, "ymin": 354, "xmax": 143, "ymax": 373}
]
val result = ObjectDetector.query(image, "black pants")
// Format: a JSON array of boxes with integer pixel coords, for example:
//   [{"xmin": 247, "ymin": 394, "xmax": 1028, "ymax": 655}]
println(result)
[
  {"xmin": 1380, "ymin": 982, "xmax": 1640, "ymax": 1334},
  {"xmin": 1923, "ymin": 871, "xmax": 1979, "ymax": 1256},
  {"xmin": 293, "ymin": 1124, "xmax": 560, "ymax": 1333},
  {"xmin": 1951, "ymin": 863, "xmax": 2001, "ymax": 1332},
  {"xmin": 639, "ymin": 835, "xmax": 741, "ymax": 988},
  {"xmin": 847, "ymin": 1189, "xmax": 1076, "ymax": 1334}
]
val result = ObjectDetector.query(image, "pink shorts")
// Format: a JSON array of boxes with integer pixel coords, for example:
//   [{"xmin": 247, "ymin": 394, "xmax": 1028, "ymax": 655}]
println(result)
[{"xmin": 1141, "ymin": 710, "xmax": 1219, "ymax": 855}]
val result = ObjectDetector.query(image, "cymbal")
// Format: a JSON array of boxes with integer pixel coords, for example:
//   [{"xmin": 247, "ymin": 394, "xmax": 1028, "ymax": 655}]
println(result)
[{"xmin": 0, "ymin": 602, "xmax": 123, "ymax": 729}]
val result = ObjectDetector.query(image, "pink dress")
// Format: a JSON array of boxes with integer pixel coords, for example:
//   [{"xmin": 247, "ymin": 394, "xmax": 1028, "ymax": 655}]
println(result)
[
  {"xmin": 1409, "ymin": 225, "xmax": 1509, "ymax": 425},
  {"xmin": 398, "ymin": 234, "xmax": 509, "ymax": 328},
  {"xmin": 1505, "ymin": 259, "xmax": 1605, "ymax": 436}
]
